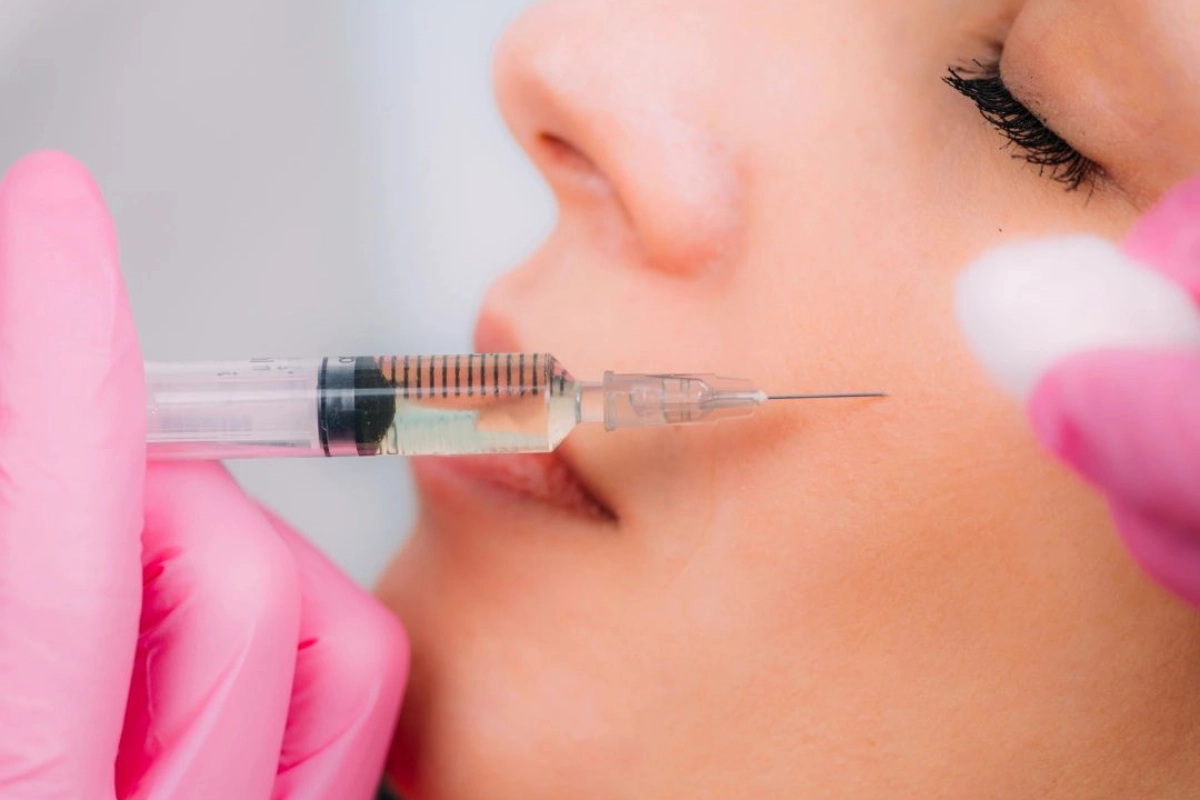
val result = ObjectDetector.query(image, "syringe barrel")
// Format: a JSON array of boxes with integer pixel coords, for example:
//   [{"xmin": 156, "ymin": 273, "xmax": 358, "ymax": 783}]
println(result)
[{"xmin": 146, "ymin": 355, "xmax": 571, "ymax": 460}]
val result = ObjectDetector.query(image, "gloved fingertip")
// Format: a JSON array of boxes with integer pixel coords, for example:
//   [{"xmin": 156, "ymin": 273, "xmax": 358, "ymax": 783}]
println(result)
[
  {"xmin": 0, "ymin": 150, "xmax": 143, "ymax": 454},
  {"xmin": 2, "ymin": 150, "xmax": 96, "ymax": 192},
  {"xmin": 0, "ymin": 151, "xmax": 115, "ymax": 280},
  {"xmin": 0, "ymin": 149, "xmax": 129, "ymax": 336},
  {"xmin": 2, "ymin": 149, "xmax": 98, "ymax": 188}
]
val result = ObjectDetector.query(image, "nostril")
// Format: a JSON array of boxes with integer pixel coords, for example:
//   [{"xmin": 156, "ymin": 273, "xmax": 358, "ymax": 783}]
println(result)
[
  {"xmin": 533, "ymin": 132, "xmax": 624, "ymax": 206},
  {"xmin": 537, "ymin": 135, "xmax": 604, "ymax": 183},
  {"xmin": 539, "ymin": 133, "xmax": 597, "ymax": 173}
]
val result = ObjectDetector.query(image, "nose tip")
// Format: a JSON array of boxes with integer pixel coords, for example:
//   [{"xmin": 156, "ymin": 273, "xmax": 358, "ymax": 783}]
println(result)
[{"xmin": 492, "ymin": 1, "xmax": 746, "ymax": 275}]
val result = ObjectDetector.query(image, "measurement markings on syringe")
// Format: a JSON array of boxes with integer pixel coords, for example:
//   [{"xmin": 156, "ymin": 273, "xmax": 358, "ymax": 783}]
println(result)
[{"xmin": 378, "ymin": 355, "xmax": 566, "ymax": 401}]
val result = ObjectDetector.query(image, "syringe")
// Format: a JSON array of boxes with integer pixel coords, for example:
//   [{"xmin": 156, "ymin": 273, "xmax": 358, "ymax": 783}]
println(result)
[{"xmin": 145, "ymin": 354, "xmax": 884, "ymax": 460}]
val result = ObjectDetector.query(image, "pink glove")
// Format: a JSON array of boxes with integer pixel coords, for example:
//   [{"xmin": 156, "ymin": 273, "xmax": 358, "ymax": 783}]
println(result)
[
  {"xmin": 957, "ymin": 177, "xmax": 1200, "ymax": 609},
  {"xmin": 1031, "ymin": 183, "xmax": 1200, "ymax": 607},
  {"xmin": 0, "ymin": 152, "xmax": 409, "ymax": 800}
]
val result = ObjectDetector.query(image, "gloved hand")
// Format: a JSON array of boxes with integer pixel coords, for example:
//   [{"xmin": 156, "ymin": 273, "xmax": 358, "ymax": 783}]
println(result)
[
  {"xmin": 0, "ymin": 151, "xmax": 409, "ymax": 800},
  {"xmin": 957, "ymin": 177, "xmax": 1200, "ymax": 609}
]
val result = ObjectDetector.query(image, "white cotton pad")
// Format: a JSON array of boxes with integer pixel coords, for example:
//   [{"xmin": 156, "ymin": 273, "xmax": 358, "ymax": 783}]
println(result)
[{"xmin": 955, "ymin": 235, "xmax": 1200, "ymax": 401}]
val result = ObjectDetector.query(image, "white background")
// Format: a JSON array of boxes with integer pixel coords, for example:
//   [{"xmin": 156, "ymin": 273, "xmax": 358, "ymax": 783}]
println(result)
[{"xmin": 0, "ymin": 0, "xmax": 551, "ymax": 585}]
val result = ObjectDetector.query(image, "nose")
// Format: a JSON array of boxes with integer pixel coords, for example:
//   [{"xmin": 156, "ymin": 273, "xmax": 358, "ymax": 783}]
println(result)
[{"xmin": 492, "ymin": 0, "xmax": 746, "ymax": 275}]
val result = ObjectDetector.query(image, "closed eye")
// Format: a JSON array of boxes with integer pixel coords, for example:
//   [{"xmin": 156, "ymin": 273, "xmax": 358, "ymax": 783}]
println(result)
[{"xmin": 945, "ymin": 61, "xmax": 1101, "ymax": 192}]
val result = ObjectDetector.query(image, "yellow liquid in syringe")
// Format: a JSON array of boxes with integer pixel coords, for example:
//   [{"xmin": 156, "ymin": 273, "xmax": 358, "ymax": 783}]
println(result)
[{"xmin": 369, "ymin": 354, "xmax": 581, "ymax": 456}]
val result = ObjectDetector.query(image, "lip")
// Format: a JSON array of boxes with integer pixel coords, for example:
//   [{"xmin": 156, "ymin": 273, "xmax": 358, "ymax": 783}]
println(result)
[{"xmin": 413, "ymin": 452, "xmax": 615, "ymax": 522}]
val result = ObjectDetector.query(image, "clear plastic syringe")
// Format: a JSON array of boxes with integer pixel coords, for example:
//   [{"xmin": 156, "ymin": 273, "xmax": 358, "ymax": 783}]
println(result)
[{"xmin": 145, "ymin": 354, "xmax": 884, "ymax": 460}]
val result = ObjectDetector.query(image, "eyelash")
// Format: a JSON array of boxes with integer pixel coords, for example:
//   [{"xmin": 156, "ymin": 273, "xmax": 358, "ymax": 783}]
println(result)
[{"xmin": 944, "ymin": 61, "xmax": 1100, "ymax": 192}]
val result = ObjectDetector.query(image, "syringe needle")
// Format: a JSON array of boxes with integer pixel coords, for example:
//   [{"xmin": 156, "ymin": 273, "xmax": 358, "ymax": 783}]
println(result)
[{"xmin": 767, "ymin": 393, "xmax": 888, "ymax": 401}]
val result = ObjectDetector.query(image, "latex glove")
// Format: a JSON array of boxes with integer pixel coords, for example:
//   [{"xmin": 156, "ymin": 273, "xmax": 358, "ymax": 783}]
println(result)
[
  {"xmin": 0, "ymin": 151, "xmax": 409, "ymax": 800},
  {"xmin": 957, "ymin": 177, "xmax": 1200, "ymax": 608}
]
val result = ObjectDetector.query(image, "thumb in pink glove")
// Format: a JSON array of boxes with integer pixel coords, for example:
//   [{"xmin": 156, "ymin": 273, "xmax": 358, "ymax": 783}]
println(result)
[
  {"xmin": 956, "ymin": 177, "xmax": 1200, "ymax": 607},
  {"xmin": 0, "ymin": 151, "xmax": 409, "ymax": 800}
]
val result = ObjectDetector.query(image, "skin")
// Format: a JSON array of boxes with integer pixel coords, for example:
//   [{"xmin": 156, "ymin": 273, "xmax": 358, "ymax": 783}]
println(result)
[{"xmin": 377, "ymin": 1, "xmax": 1200, "ymax": 797}]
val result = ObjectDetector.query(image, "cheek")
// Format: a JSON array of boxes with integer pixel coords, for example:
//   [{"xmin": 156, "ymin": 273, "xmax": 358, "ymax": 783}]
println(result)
[
  {"xmin": 716, "ymin": 185, "xmax": 1106, "ymax": 620},
  {"xmin": 675, "ymin": 114, "xmax": 1139, "ymax": 714}
]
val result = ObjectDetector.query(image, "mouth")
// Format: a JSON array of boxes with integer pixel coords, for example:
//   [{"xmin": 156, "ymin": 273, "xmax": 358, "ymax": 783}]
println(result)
[{"xmin": 413, "ymin": 451, "xmax": 616, "ymax": 523}]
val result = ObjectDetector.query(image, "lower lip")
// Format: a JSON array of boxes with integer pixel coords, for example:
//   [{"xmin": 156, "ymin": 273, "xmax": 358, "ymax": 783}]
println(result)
[{"xmin": 413, "ymin": 454, "xmax": 612, "ymax": 521}]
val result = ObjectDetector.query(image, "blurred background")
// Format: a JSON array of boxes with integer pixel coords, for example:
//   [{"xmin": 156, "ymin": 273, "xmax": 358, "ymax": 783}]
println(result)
[{"xmin": 0, "ymin": 0, "xmax": 553, "ymax": 585}]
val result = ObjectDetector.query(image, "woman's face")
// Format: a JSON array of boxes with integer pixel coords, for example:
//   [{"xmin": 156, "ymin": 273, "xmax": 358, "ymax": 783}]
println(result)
[{"xmin": 378, "ymin": 1, "xmax": 1200, "ymax": 797}]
